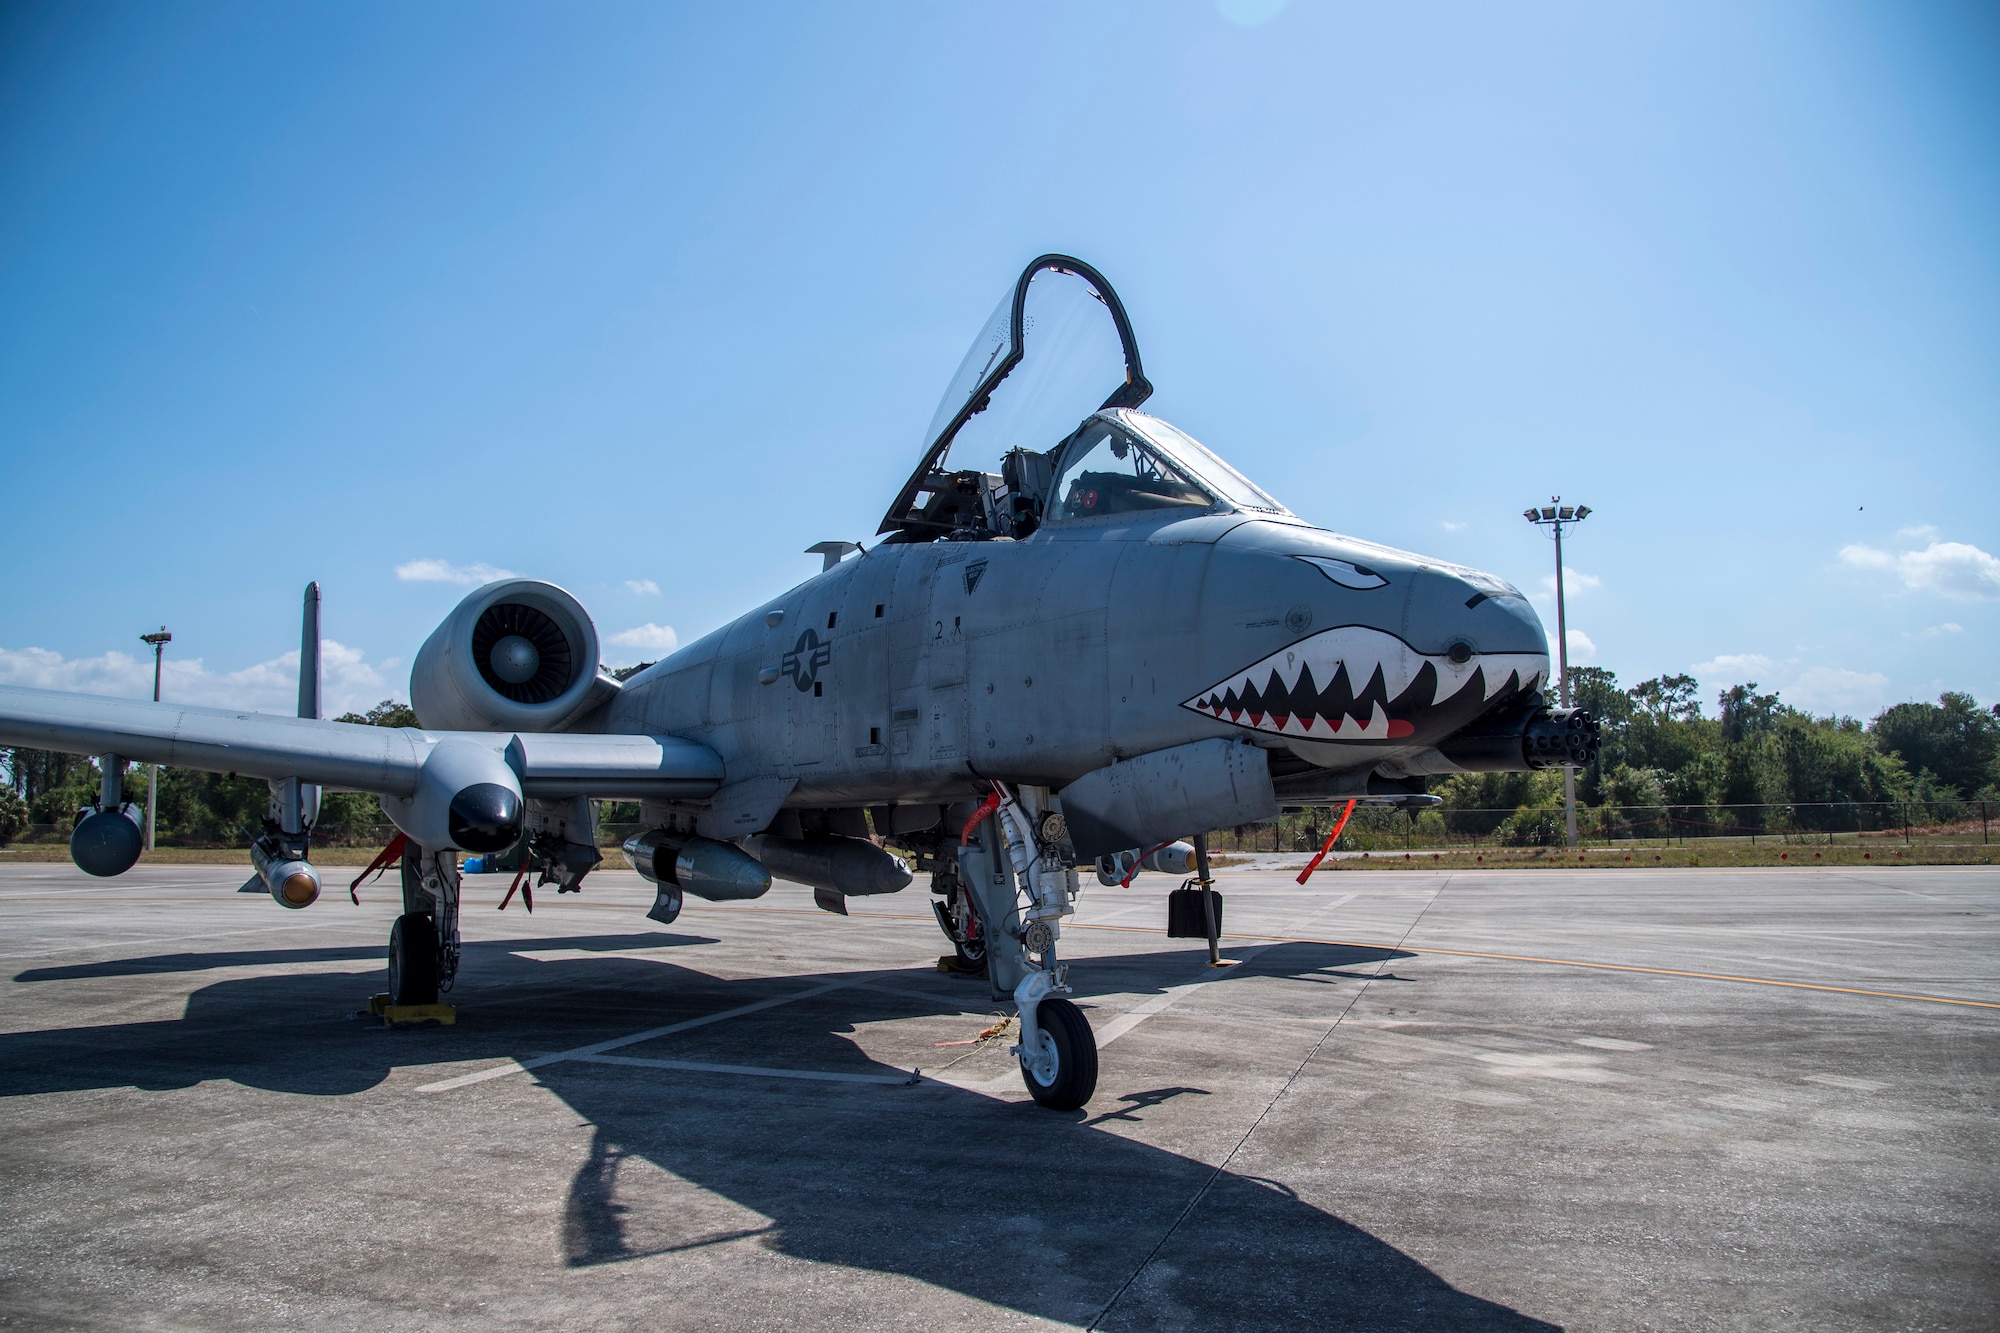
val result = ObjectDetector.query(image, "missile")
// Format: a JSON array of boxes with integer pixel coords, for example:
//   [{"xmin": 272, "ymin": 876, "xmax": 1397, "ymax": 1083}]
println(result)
[
  {"xmin": 622, "ymin": 830, "xmax": 772, "ymax": 902},
  {"xmin": 743, "ymin": 834, "xmax": 913, "ymax": 898},
  {"xmin": 1093, "ymin": 840, "xmax": 1196, "ymax": 886},
  {"xmin": 251, "ymin": 839, "xmax": 321, "ymax": 909}
]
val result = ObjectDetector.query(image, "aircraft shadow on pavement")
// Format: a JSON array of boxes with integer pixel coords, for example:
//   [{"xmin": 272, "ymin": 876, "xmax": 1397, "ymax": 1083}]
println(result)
[{"xmin": 0, "ymin": 934, "xmax": 1553, "ymax": 1331}]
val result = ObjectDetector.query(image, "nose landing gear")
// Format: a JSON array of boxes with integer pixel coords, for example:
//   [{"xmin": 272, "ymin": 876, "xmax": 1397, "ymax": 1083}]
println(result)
[
  {"xmin": 1015, "ymin": 983, "xmax": 1097, "ymax": 1111},
  {"xmin": 974, "ymin": 782, "xmax": 1099, "ymax": 1111}
]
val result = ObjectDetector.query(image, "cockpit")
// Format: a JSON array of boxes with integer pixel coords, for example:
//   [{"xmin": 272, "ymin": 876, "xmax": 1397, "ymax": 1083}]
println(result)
[{"xmin": 878, "ymin": 256, "xmax": 1292, "ymax": 542}]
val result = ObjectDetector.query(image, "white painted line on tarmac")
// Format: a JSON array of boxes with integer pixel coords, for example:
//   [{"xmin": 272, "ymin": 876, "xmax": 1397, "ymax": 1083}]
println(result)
[
  {"xmin": 1285, "ymin": 893, "xmax": 1356, "ymax": 931},
  {"xmin": 573, "ymin": 1053, "xmax": 917, "ymax": 1085},
  {"xmin": 413, "ymin": 978, "xmax": 861, "ymax": 1094},
  {"xmin": 1095, "ymin": 943, "xmax": 1281, "ymax": 1050}
]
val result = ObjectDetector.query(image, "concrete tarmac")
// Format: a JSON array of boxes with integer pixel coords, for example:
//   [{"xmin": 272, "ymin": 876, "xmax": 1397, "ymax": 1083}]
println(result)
[{"xmin": 0, "ymin": 861, "xmax": 1993, "ymax": 1331}]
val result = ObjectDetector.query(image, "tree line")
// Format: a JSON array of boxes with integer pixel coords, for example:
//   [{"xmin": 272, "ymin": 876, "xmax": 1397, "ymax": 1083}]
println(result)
[
  {"xmin": 0, "ymin": 700, "xmax": 417, "ymax": 847},
  {"xmin": 3, "ymin": 681, "xmax": 1996, "ymax": 848},
  {"xmin": 1427, "ymin": 671, "xmax": 2000, "ymax": 841}
]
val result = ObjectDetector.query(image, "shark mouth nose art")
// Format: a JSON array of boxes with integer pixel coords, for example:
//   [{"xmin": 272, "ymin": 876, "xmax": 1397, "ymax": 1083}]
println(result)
[{"xmin": 1183, "ymin": 625, "xmax": 1547, "ymax": 741}]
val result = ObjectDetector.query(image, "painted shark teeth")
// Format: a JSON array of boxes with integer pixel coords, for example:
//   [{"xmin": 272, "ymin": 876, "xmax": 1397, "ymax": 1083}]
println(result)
[{"xmin": 1181, "ymin": 625, "xmax": 1547, "ymax": 742}]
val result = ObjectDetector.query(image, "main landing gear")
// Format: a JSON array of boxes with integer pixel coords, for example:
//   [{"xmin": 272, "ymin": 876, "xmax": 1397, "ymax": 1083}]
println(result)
[
  {"xmin": 387, "ymin": 843, "xmax": 460, "ymax": 1007},
  {"xmin": 388, "ymin": 913, "xmax": 440, "ymax": 1006},
  {"xmin": 930, "ymin": 871, "xmax": 988, "ymax": 975}
]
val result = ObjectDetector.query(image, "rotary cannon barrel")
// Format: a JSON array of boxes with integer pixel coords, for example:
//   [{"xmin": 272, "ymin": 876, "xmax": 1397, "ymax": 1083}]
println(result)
[{"xmin": 1439, "ymin": 704, "xmax": 1600, "ymax": 772}]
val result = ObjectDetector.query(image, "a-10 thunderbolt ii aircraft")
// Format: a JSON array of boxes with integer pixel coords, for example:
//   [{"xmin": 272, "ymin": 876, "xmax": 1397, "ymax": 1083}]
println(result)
[{"xmin": 0, "ymin": 255, "xmax": 1597, "ymax": 1111}]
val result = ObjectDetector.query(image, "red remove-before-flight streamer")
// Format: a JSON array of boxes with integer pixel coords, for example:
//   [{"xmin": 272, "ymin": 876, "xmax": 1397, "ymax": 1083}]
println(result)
[{"xmin": 1295, "ymin": 798, "xmax": 1358, "ymax": 885}]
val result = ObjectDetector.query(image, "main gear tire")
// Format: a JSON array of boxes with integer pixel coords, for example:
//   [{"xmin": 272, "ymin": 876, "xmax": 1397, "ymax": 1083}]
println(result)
[
  {"xmin": 388, "ymin": 912, "xmax": 441, "ymax": 1007},
  {"xmin": 931, "ymin": 892, "xmax": 987, "ymax": 970},
  {"xmin": 1020, "ymin": 996, "xmax": 1098, "ymax": 1111}
]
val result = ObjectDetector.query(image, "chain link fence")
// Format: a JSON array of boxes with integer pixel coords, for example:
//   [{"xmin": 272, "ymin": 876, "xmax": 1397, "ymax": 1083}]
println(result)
[
  {"xmin": 9, "ymin": 799, "xmax": 1991, "ymax": 854},
  {"xmin": 1205, "ymin": 800, "xmax": 1993, "ymax": 854}
]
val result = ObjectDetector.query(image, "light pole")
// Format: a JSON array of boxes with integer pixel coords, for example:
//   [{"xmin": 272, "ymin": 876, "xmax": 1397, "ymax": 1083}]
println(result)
[
  {"xmin": 140, "ymin": 628, "xmax": 171, "ymax": 850},
  {"xmin": 1523, "ymin": 499, "xmax": 1590, "ymax": 847}
]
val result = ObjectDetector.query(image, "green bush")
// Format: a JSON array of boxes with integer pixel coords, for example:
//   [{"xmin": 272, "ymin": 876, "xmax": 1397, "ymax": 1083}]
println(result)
[{"xmin": 0, "ymin": 786, "xmax": 26, "ymax": 846}]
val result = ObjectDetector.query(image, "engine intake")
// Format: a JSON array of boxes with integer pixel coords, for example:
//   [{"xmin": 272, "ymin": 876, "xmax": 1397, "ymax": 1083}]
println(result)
[{"xmin": 411, "ymin": 579, "xmax": 616, "ymax": 731}]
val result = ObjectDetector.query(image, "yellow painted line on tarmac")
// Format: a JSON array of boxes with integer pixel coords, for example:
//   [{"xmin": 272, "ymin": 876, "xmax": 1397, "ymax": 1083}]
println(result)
[{"xmin": 1063, "ymin": 921, "xmax": 2000, "ymax": 1011}]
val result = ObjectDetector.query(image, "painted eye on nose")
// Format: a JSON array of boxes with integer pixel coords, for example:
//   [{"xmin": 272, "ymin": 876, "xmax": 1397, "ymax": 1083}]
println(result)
[{"xmin": 1294, "ymin": 555, "xmax": 1388, "ymax": 590}]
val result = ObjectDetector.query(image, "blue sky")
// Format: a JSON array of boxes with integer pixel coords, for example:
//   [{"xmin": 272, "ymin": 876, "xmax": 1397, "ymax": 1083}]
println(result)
[{"xmin": 2, "ymin": 1, "xmax": 1995, "ymax": 719}]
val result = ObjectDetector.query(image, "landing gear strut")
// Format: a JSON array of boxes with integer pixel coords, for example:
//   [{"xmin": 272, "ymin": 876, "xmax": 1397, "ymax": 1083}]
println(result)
[
  {"xmin": 388, "ymin": 843, "xmax": 461, "ymax": 1006},
  {"xmin": 969, "ymin": 783, "xmax": 1099, "ymax": 1111}
]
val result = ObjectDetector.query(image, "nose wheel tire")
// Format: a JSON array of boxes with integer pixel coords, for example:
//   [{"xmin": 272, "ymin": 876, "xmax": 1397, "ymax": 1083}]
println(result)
[
  {"xmin": 1020, "ymin": 995, "xmax": 1098, "ymax": 1111},
  {"xmin": 388, "ymin": 912, "xmax": 441, "ymax": 1007}
]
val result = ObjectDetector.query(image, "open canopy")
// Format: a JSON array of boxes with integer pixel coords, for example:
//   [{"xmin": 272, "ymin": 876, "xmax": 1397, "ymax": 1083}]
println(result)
[{"xmin": 879, "ymin": 255, "xmax": 1151, "ymax": 536}]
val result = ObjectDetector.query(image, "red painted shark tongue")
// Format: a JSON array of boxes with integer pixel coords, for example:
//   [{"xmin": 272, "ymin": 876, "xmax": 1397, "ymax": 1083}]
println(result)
[{"xmin": 1387, "ymin": 718, "xmax": 1415, "ymax": 738}]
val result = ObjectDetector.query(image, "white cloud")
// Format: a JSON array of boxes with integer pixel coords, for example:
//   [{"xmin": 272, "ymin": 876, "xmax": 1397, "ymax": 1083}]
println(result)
[
  {"xmin": 1783, "ymin": 666, "xmax": 1892, "ymax": 715},
  {"xmin": 1534, "ymin": 569, "xmax": 1601, "ymax": 603},
  {"xmin": 1687, "ymin": 652, "xmax": 1893, "ymax": 717},
  {"xmin": 1923, "ymin": 622, "xmax": 1964, "ymax": 637},
  {"xmin": 0, "ymin": 641, "xmax": 397, "ymax": 718},
  {"xmin": 394, "ymin": 559, "xmax": 518, "ymax": 586},
  {"xmin": 1690, "ymin": 652, "xmax": 1778, "ymax": 681},
  {"xmin": 625, "ymin": 578, "xmax": 661, "ymax": 597},
  {"xmin": 1838, "ymin": 538, "xmax": 2000, "ymax": 601},
  {"xmin": 1564, "ymin": 629, "xmax": 1597, "ymax": 663},
  {"xmin": 607, "ymin": 623, "xmax": 679, "ymax": 659},
  {"xmin": 1897, "ymin": 524, "xmax": 1940, "ymax": 541},
  {"xmin": 1440, "ymin": 521, "xmax": 1466, "ymax": 533}
]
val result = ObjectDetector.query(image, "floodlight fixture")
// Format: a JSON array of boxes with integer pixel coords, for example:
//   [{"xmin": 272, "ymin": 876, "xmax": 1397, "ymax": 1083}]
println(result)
[
  {"xmin": 1520, "ymin": 498, "xmax": 1594, "ymax": 848},
  {"xmin": 140, "ymin": 627, "xmax": 171, "ymax": 850}
]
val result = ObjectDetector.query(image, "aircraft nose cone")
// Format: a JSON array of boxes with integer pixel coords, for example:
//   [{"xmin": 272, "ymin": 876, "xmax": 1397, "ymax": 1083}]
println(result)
[
  {"xmin": 490, "ymin": 634, "xmax": 541, "ymax": 685},
  {"xmin": 448, "ymin": 782, "xmax": 523, "ymax": 852}
]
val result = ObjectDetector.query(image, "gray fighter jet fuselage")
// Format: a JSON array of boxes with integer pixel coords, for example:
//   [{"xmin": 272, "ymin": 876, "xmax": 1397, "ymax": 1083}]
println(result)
[{"xmin": 615, "ymin": 416, "xmax": 1554, "ymax": 817}]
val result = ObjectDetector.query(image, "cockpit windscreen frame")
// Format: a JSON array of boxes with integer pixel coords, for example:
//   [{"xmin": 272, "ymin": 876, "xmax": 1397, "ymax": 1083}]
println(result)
[{"xmin": 877, "ymin": 254, "xmax": 1153, "ymax": 538}]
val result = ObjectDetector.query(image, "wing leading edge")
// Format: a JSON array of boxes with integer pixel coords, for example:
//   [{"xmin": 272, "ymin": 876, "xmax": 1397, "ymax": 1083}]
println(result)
[{"xmin": 0, "ymin": 685, "xmax": 723, "ymax": 800}]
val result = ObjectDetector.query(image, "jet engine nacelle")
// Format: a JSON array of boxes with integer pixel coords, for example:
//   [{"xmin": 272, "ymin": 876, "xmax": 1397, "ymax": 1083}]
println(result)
[
  {"xmin": 378, "ymin": 739, "xmax": 525, "ymax": 854},
  {"xmin": 410, "ymin": 579, "xmax": 617, "ymax": 733}
]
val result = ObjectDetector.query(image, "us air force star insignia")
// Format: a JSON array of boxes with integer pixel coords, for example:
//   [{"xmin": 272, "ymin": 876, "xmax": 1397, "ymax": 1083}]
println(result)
[
  {"xmin": 963, "ymin": 560, "xmax": 988, "ymax": 595},
  {"xmin": 782, "ymin": 629, "xmax": 832, "ymax": 692}
]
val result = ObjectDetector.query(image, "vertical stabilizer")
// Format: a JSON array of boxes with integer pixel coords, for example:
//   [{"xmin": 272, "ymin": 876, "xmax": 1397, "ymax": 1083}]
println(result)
[
  {"xmin": 299, "ymin": 582, "xmax": 322, "ymax": 721},
  {"xmin": 288, "ymin": 582, "xmax": 323, "ymax": 831}
]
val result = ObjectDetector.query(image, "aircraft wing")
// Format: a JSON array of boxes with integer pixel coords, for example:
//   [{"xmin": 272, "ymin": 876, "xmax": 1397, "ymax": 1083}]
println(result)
[{"xmin": 0, "ymin": 685, "xmax": 724, "ymax": 800}]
